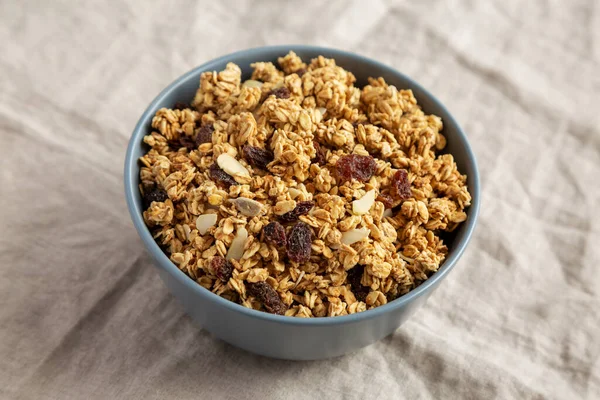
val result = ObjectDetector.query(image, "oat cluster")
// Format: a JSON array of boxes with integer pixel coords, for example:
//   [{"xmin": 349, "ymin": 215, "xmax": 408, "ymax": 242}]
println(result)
[{"xmin": 139, "ymin": 51, "xmax": 471, "ymax": 317}]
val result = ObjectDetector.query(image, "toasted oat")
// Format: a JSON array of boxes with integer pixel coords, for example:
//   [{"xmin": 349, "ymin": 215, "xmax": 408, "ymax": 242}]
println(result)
[{"xmin": 139, "ymin": 51, "xmax": 471, "ymax": 317}]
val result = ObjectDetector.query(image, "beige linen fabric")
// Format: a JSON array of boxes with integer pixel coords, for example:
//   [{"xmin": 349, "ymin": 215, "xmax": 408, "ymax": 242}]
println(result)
[{"xmin": 1, "ymin": 0, "xmax": 599, "ymax": 399}]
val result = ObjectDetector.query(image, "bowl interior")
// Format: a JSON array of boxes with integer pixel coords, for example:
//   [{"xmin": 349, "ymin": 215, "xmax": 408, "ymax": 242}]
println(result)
[{"xmin": 125, "ymin": 45, "xmax": 480, "ymax": 323}]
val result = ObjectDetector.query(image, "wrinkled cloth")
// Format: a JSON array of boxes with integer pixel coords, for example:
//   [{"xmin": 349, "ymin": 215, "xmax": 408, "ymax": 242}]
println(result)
[{"xmin": 1, "ymin": 0, "xmax": 599, "ymax": 399}]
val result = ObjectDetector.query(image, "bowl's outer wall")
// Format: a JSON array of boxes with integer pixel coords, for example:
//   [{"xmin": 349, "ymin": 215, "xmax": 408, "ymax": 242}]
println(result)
[
  {"xmin": 125, "ymin": 46, "xmax": 480, "ymax": 360},
  {"xmin": 154, "ymin": 254, "xmax": 435, "ymax": 359}
]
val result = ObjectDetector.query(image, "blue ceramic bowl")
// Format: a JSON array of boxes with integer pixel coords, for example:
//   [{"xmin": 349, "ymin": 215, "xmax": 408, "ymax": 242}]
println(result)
[{"xmin": 124, "ymin": 45, "xmax": 480, "ymax": 360}]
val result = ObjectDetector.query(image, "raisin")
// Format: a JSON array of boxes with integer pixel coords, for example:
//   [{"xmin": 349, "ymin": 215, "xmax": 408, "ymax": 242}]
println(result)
[
  {"xmin": 295, "ymin": 68, "xmax": 307, "ymax": 77},
  {"xmin": 246, "ymin": 281, "xmax": 287, "ymax": 315},
  {"xmin": 211, "ymin": 256, "xmax": 234, "ymax": 282},
  {"xmin": 209, "ymin": 163, "xmax": 238, "ymax": 188},
  {"xmin": 336, "ymin": 154, "xmax": 376, "ymax": 182},
  {"xmin": 269, "ymin": 86, "xmax": 291, "ymax": 99},
  {"xmin": 312, "ymin": 140, "xmax": 326, "ymax": 165},
  {"xmin": 195, "ymin": 124, "xmax": 214, "ymax": 146},
  {"xmin": 280, "ymin": 201, "xmax": 315, "ymax": 222},
  {"xmin": 182, "ymin": 136, "xmax": 198, "ymax": 151},
  {"xmin": 347, "ymin": 265, "xmax": 369, "ymax": 302},
  {"xmin": 168, "ymin": 124, "xmax": 212, "ymax": 151},
  {"xmin": 143, "ymin": 186, "xmax": 169, "ymax": 209},
  {"xmin": 168, "ymin": 135, "xmax": 196, "ymax": 151},
  {"xmin": 377, "ymin": 193, "xmax": 395, "ymax": 208},
  {"xmin": 263, "ymin": 221, "xmax": 286, "ymax": 247},
  {"xmin": 386, "ymin": 291, "xmax": 400, "ymax": 303},
  {"xmin": 243, "ymin": 146, "xmax": 273, "ymax": 170},
  {"xmin": 286, "ymin": 222, "xmax": 312, "ymax": 263},
  {"xmin": 173, "ymin": 102, "xmax": 189, "ymax": 110},
  {"xmin": 390, "ymin": 169, "xmax": 411, "ymax": 200}
]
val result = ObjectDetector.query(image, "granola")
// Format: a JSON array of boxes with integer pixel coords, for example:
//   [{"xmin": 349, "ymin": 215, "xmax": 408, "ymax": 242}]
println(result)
[{"xmin": 139, "ymin": 51, "xmax": 471, "ymax": 317}]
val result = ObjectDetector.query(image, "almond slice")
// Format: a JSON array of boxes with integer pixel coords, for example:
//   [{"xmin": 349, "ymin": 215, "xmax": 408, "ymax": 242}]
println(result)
[
  {"xmin": 288, "ymin": 188, "xmax": 301, "ymax": 199},
  {"xmin": 196, "ymin": 213, "xmax": 217, "ymax": 235},
  {"xmin": 242, "ymin": 79, "xmax": 263, "ymax": 88},
  {"xmin": 229, "ymin": 197, "xmax": 263, "ymax": 217},
  {"xmin": 383, "ymin": 208, "xmax": 393, "ymax": 218},
  {"xmin": 217, "ymin": 153, "xmax": 250, "ymax": 179},
  {"xmin": 315, "ymin": 107, "xmax": 327, "ymax": 123},
  {"xmin": 226, "ymin": 227, "xmax": 248, "ymax": 260},
  {"xmin": 338, "ymin": 228, "xmax": 370, "ymax": 247},
  {"xmin": 352, "ymin": 189, "xmax": 376, "ymax": 215}
]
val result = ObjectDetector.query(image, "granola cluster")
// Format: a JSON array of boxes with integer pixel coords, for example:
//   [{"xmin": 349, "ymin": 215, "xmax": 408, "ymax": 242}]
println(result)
[{"xmin": 139, "ymin": 51, "xmax": 471, "ymax": 317}]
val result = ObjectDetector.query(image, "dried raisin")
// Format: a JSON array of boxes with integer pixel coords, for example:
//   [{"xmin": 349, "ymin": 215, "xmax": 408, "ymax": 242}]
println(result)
[
  {"xmin": 173, "ymin": 102, "xmax": 189, "ymax": 110},
  {"xmin": 168, "ymin": 135, "xmax": 196, "ymax": 151},
  {"xmin": 168, "ymin": 124, "xmax": 213, "ymax": 151},
  {"xmin": 312, "ymin": 140, "xmax": 326, "ymax": 165},
  {"xmin": 243, "ymin": 146, "xmax": 273, "ymax": 170},
  {"xmin": 263, "ymin": 221, "xmax": 286, "ymax": 247},
  {"xmin": 246, "ymin": 281, "xmax": 287, "ymax": 315},
  {"xmin": 209, "ymin": 163, "xmax": 238, "ymax": 188},
  {"xmin": 286, "ymin": 221, "xmax": 312, "ymax": 263},
  {"xmin": 347, "ymin": 265, "xmax": 369, "ymax": 302},
  {"xmin": 195, "ymin": 124, "xmax": 214, "ymax": 146},
  {"xmin": 390, "ymin": 169, "xmax": 411, "ymax": 200},
  {"xmin": 211, "ymin": 256, "xmax": 234, "ymax": 282},
  {"xmin": 336, "ymin": 154, "xmax": 376, "ymax": 182},
  {"xmin": 280, "ymin": 201, "xmax": 314, "ymax": 222},
  {"xmin": 295, "ymin": 68, "xmax": 307, "ymax": 77},
  {"xmin": 386, "ymin": 291, "xmax": 401, "ymax": 303},
  {"xmin": 269, "ymin": 86, "xmax": 291, "ymax": 99},
  {"xmin": 143, "ymin": 186, "xmax": 168, "ymax": 209},
  {"xmin": 377, "ymin": 193, "xmax": 395, "ymax": 209}
]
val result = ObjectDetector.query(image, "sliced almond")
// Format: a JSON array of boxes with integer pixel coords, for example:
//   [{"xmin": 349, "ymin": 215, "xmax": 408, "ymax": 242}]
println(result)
[
  {"xmin": 340, "ymin": 228, "xmax": 370, "ymax": 246},
  {"xmin": 288, "ymin": 188, "xmax": 301, "ymax": 199},
  {"xmin": 383, "ymin": 208, "xmax": 393, "ymax": 218},
  {"xmin": 242, "ymin": 79, "xmax": 263, "ymax": 88},
  {"xmin": 229, "ymin": 197, "xmax": 263, "ymax": 217},
  {"xmin": 352, "ymin": 189, "xmax": 376, "ymax": 215},
  {"xmin": 217, "ymin": 153, "xmax": 250, "ymax": 179},
  {"xmin": 196, "ymin": 213, "xmax": 217, "ymax": 235},
  {"xmin": 315, "ymin": 107, "xmax": 327, "ymax": 123},
  {"xmin": 226, "ymin": 227, "xmax": 248, "ymax": 260}
]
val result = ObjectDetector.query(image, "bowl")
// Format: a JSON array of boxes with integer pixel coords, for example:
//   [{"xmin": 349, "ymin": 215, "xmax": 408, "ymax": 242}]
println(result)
[{"xmin": 124, "ymin": 45, "xmax": 480, "ymax": 360}]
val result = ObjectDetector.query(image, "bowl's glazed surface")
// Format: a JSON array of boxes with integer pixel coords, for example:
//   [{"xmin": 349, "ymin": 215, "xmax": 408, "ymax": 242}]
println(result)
[{"xmin": 124, "ymin": 45, "xmax": 480, "ymax": 360}]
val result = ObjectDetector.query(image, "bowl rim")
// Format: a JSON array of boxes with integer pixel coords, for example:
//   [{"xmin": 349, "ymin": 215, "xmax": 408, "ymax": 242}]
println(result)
[{"xmin": 124, "ymin": 44, "xmax": 480, "ymax": 326}]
